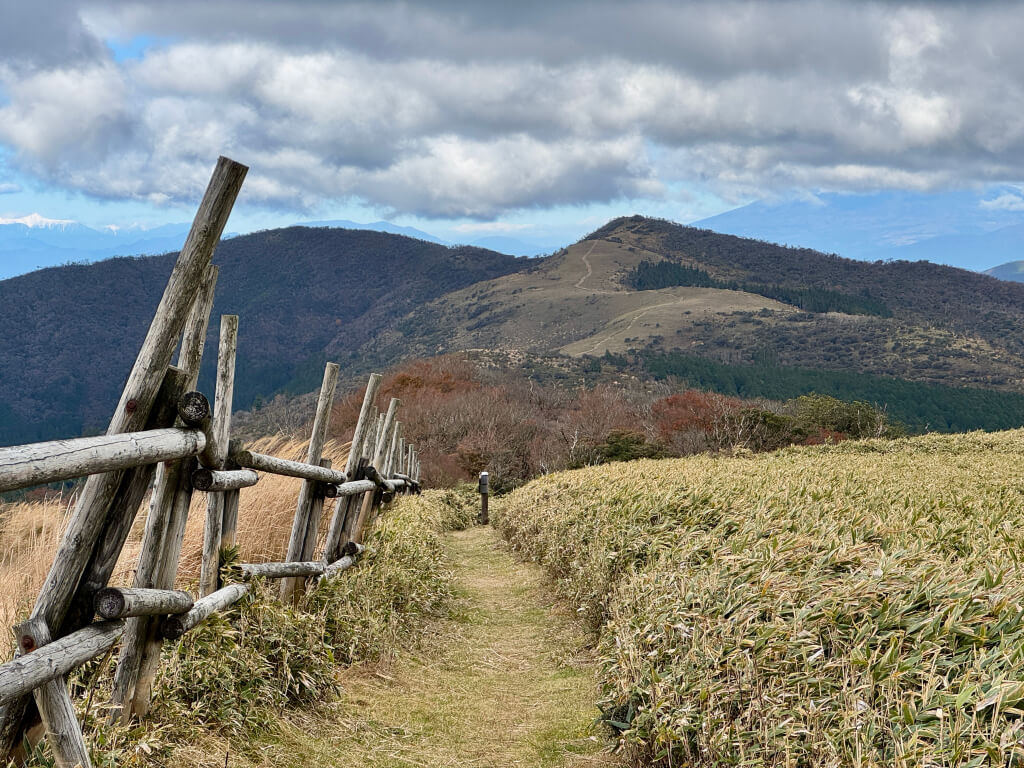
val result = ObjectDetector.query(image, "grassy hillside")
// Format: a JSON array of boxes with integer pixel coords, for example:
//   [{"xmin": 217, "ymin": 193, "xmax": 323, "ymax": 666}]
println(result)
[
  {"xmin": 0, "ymin": 227, "xmax": 526, "ymax": 446},
  {"xmin": 496, "ymin": 431, "xmax": 1024, "ymax": 766},
  {"xmin": 6, "ymin": 215, "xmax": 1024, "ymax": 449},
  {"xmin": 377, "ymin": 216, "xmax": 1024, "ymax": 397}
]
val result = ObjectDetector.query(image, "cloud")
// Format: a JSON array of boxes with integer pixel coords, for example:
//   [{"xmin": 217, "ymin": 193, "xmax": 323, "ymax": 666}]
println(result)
[
  {"xmin": 980, "ymin": 193, "xmax": 1024, "ymax": 212},
  {"xmin": 0, "ymin": 0, "xmax": 105, "ymax": 70},
  {"xmin": 0, "ymin": 183, "xmax": 20, "ymax": 194},
  {"xmin": 0, "ymin": 1, "xmax": 1023, "ymax": 218}
]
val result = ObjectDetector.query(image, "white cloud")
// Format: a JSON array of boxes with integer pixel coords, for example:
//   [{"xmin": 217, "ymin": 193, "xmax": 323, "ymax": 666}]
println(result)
[
  {"xmin": 0, "ymin": 1, "xmax": 1023, "ymax": 218},
  {"xmin": 0, "ymin": 182, "xmax": 20, "ymax": 194},
  {"xmin": 980, "ymin": 193, "xmax": 1024, "ymax": 212}
]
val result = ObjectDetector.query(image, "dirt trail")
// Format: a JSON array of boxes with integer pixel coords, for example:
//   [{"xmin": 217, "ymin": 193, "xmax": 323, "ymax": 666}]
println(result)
[
  {"xmin": 255, "ymin": 527, "xmax": 615, "ymax": 768},
  {"xmin": 573, "ymin": 242, "xmax": 614, "ymax": 294}
]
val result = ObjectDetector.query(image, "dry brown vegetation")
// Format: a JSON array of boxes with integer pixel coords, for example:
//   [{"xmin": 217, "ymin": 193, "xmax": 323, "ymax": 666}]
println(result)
[{"xmin": 320, "ymin": 355, "xmax": 895, "ymax": 493}]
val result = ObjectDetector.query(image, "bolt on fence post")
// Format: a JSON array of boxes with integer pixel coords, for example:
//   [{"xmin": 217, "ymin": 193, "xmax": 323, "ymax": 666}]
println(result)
[{"xmin": 478, "ymin": 471, "xmax": 490, "ymax": 525}]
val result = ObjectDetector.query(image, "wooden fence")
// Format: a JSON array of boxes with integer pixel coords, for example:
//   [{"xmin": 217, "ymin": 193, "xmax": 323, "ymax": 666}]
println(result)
[{"xmin": 0, "ymin": 156, "xmax": 422, "ymax": 767}]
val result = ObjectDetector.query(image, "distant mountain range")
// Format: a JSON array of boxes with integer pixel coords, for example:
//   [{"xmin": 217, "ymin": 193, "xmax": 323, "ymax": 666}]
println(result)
[
  {"xmin": 984, "ymin": 260, "xmax": 1024, "ymax": 282},
  {"xmin": 0, "ymin": 216, "xmax": 560, "ymax": 280},
  {"xmin": 694, "ymin": 188, "xmax": 1024, "ymax": 272},
  {"xmin": 4, "ymin": 217, "xmax": 1024, "ymax": 446},
  {"xmin": 5, "ymin": 187, "xmax": 1024, "ymax": 282},
  {"xmin": 0, "ymin": 216, "xmax": 194, "ymax": 280}
]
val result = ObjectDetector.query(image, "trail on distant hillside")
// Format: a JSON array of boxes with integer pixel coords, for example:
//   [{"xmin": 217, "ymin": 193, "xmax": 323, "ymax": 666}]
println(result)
[
  {"xmin": 576, "ymin": 298, "xmax": 688, "ymax": 355},
  {"xmin": 239, "ymin": 527, "xmax": 615, "ymax": 768},
  {"xmin": 573, "ymin": 242, "xmax": 615, "ymax": 294}
]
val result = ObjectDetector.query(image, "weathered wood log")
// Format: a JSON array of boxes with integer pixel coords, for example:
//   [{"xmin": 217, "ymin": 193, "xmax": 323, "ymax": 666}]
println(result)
[
  {"xmin": 230, "ymin": 449, "xmax": 348, "ymax": 484},
  {"xmin": 352, "ymin": 398, "xmax": 400, "ymax": 544},
  {"xmin": 221, "ymin": 488, "xmax": 240, "ymax": 549},
  {"xmin": 320, "ymin": 543, "xmax": 366, "ymax": 581},
  {"xmin": 281, "ymin": 362, "xmax": 339, "ymax": 603},
  {"xmin": 240, "ymin": 561, "xmax": 325, "ymax": 580},
  {"xmin": 192, "ymin": 468, "xmax": 258, "ymax": 492},
  {"xmin": 176, "ymin": 391, "xmax": 211, "ymax": 427},
  {"xmin": 198, "ymin": 315, "xmax": 238, "ymax": 470},
  {"xmin": 383, "ymin": 422, "xmax": 400, "ymax": 474},
  {"xmin": 346, "ymin": 376, "xmax": 383, "ymax": 480},
  {"xmin": 94, "ymin": 589, "xmax": 193, "ymax": 620},
  {"xmin": 60, "ymin": 366, "xmax": 190, "ymax": 635},
  {"xmin": 362, "ymin": 464, "xmax": 396, "ymax": 493},
  {"xmin": 0, "ymin": 427, "xmax": 206, "ymax": 494},
  {"xmin": 319, "ymin": 372, "xmax": 380, "ymax": 565},
  {"xmin": 364, "ymin": 407, "xmax": 379, "ymax": 458},
  {"xmin": 108, "ymin": 266, "xmax": 219, "ymax": 725},
  {"xmin": 200, "ymin": 315, "xmax": 239, "ymax": 597},
  {"xmin": 0, "ymin": 621, "xmax": 124, "ymax": 708},
  {"xmin": 12, "ymin": 619, "xmax": 91, "ymax": 768},
  {"xmin": 334, "ymin": 458, "xmax": 370, "ymax": 553},
  {"xmin": 324, "ymin": 479, "xmax": 376, "ymax": 498},
  {"xmin": 299, "ymin": 459, "xmax": 330, "ymax": 562},
  {"xmin": 123, "ymin": 457, "xmax": 197, "ymax": 719},
  {"xmin": 177, "ymin": 265, "xmax": 219, "ymax": 390},
  {"xmin": 19, "ymin": 159, "xmax": 246, "ymax": 739},
  {"xmin": 160, "ymin": 583, "xmax": 250, "ymax": 641}
]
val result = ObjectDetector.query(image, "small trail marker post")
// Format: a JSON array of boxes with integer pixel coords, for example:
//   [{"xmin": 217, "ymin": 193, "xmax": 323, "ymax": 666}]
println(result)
[{"xmin": 478, "ymin": 471, "xmax": 490, "ymax": 525}]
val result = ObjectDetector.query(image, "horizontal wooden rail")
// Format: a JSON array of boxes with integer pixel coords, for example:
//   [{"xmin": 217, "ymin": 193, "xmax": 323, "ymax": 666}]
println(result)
[
  {"xmin": 159, "ymin": 546, "xmax": 368, "ymax": 641},
  {"xmin": 94, "ymin": 588, "xmax": 193, "ymax": 620},
  {"xmin": 0, "ymin": 622, "xmax": 124, "ymax": 707},
  {"xmin": 320, "ymin": 544, "xmax": 365, "ymax": 581},
  {"xmin": 230, "ymin": 449, "xmax": 347, "ymax": 484},
  {"xmin": 240, "ymin": 561, "xmax": 324, "ymax": 580},
  {"xmin": 191, "ymin": 468, "xmax": 259, "ymax": 492},
  {"xmin": 160, "ymin": 584, "xmax": 250, "ymax": 641},
  {"xmin": 324, "ymin": 479, "xmax": 376, "ymax": 498},
  {"xmin": 363, "ymin": 464, "xmax": 397, "ymax": 493},
  {"xmin": 0, "ymin": 428, "xmax": 207, "ymax": 493}
]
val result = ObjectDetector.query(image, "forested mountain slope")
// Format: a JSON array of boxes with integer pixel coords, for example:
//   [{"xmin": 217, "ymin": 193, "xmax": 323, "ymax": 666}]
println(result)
[
  {"xmin": 4, "ymin": 215, "xmax": 1024, "ymax": 447},
  {"xmin": 0, "ymin": 227, "xmax": 526, "ymax": 445}
]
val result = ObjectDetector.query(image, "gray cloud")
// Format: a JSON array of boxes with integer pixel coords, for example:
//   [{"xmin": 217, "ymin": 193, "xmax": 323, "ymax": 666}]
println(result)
[
  {"xmin": 1, "ymin": 1, "xmax": 1023, "ymax": 218},
  {"xmin": 0, "ymin": 0, "xmax": 105, "ymax": 70}
]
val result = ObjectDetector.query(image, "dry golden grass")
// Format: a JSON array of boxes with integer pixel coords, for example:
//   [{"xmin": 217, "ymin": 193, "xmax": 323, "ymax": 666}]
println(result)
[
  {"xmin": 0, "ymin": 434, "xmax": 351, "ymax": 658},
  {"xmin": 174, "ymin": 435, "xmax": 350, "ymax": 584},
  {"xmin": 0, "ymin": 494, "xmax": 75, "ymax": 656}
]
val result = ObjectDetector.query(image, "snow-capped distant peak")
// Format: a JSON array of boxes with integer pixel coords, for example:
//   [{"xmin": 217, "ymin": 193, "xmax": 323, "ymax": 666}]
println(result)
[{"xmin": 0, "ymin": 213, "xmax": 77, "ymax": 229}]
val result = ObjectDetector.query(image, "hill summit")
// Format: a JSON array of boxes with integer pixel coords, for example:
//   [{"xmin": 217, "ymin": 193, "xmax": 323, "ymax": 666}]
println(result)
[{"xmin": 3, "ymin": 216, "xmax": 1024, "ymax": 446}]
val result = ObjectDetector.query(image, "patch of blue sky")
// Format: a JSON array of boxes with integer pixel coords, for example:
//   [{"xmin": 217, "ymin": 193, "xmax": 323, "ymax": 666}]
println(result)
[{"xmin": 105, "ymin": 35, "xmax": 177, "ymax": 63}]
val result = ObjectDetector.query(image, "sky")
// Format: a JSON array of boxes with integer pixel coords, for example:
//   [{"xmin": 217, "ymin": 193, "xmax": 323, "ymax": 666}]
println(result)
[{"xmin": 1, "ymin": 1, "xmax": 1024, "ymax": 247}]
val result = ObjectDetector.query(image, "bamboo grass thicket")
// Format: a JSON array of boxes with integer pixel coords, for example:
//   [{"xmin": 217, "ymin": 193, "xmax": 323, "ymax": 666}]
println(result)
[{"xmin": 495, "ymin": 429, "xmax": 1024, "ymax": 767}]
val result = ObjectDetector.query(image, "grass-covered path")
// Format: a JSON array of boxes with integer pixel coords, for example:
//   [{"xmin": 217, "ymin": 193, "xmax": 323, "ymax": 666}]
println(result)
[{"xmin": 254, "ymin": 526, "xmax": 614, "ymax": 767}]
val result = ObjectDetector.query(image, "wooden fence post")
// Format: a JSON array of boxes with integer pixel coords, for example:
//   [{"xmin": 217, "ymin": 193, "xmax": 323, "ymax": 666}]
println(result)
[
  {"xmin": 109, "ymin": 265, "xmax": 219, "ymax": 723},
  {"xmin": 299, "ymin": 458, "xmax": 331, "ymax": 562},
  {"xmin": 352, "ymin": 398, "xmax": 399, "ymax": 544},
  {"xmin": 200, "ymin": 315, "xmax": 239, "ymax": 597},
  {"xmin": 12, "ymin": 619, "xmax": 90, "ymax": 768},
  {"xmin": 0, "ymin": 158, "xmax": 244, "ymax": 757},
  {"xmin": 281, "ymin": 362, "xmax": 339, "ymax": 603},
  {"xmin": 324, "ymin": 374, "xmax": 382, "ymax": 562},
  {"xmin": 478, "ymin": 472, "xmax": 490, "ymax": 525},
  {"xmin": 25, "ymin": 157, "xmax": 245, "ymax": 631}
]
